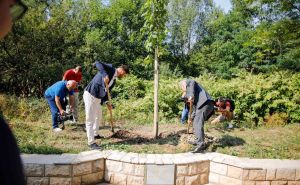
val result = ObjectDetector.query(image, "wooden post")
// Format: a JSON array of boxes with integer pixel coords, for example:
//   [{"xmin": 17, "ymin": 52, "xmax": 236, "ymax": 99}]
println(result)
[{"xmin": 153, "ymin": 46, "xmax": 159, "ymax": 138}]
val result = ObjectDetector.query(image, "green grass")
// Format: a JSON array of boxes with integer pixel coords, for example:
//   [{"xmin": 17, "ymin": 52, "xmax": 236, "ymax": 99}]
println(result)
[{"xmin": 9, "ymin": 116, "xmax": 300, "ymax": 159}]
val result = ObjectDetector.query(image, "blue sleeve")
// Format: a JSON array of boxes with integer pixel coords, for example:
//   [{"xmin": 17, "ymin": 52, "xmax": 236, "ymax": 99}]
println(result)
[
  {"xmin": 54, "ymin": 87, "xmax": 63, "ymax": 98},
  {"xmin": 95, "ymin": 61, "xmax": 108, "ymax": 77}
]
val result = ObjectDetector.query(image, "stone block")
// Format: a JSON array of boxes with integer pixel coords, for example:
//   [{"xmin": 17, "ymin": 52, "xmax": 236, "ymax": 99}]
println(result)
[
  {"xmin": 248, "ymin": 169, "xmax": 267, "ymax": 180},
  {"xmin": 123, "ymin": 162, "xmax": 135, "ymax": 175},
  {"xmin": 127, "ymin": 175, "xmax": 144, "ymax": 185},
  {"xmin": 185, "ymin": 174, "xmax": 200, "ymax": 185},
  {"xmin": 49, "ymin": 177, "xmax": 72, "ymax": 185},
  {"xmin": 271, "ymin": 181, "xmax": 288, "ymax": 185},
  {"xmin": 27, "ymin": 177, "xmax": 49, "ymax": 185},
  {"xmin": 73, "ymin": 162, "xmax": 92, "ymax": 176},
  {"xmin": 242, "ymin": 181, "xmax": 256, "ymax": 185},
  {"xmin": 105, "ymin": 160, "xmax": 123, "ymax": 173},
  {"xmin": 288, "ymin": 181, "xmax": 300, "ymax": 185},
  {"xmin": 209, "ymin": 172, "xmax": 220, "ymax": 183},
  {"xmin": 296, "ymin": 170, "xmax": 300, "ymax": 181},
  {"xmin": 72, "ymin": 177, "xmax": 81, "ymax": 185},
  {"xmin": 177, "ymin": 165, "xmax": 188, "ymax": 176},
  {"xmin": 81, "ymin": 172, "xmax": 102, "ymax": 185},
  {"xmin": 135, "ymin": 164, "xmax": 145, "ymax": 176},
  {"xmin": 243, "ymin": 170, "xmax": 250, "ymax": 180},
  {"xmin": 24, "ymin": 164, "xmax": 44, "ymax": 176},
  {"xmin": 267, "ymin": 169, "xmax": 277, "ymax": 180},
  {"xmin": 93, "ymin": 159, "xmax": 104, "ymax": 172},
  {"xmin": 199, "ymin": 161, "xmax": 210, "ymax": 174},
  {"xmin": 200, "ymin": 173, "xmax": 209, "ymax": 184},
  {"xmin": 227, "ymin": 166, "xmax": 243, "ymax": 179},
  {"xmin": 45, "ymin": 164, "xmax": 71, "ymax": 177},
  {"xmin": 256, "ymin": 181, "xmax": 270, "ymax": 185},
  {"xmin": 210, "ymin": 162, "xmax": 227, "ymax": 175},
  {"xmin": 219, "ymin": 175, "xmax": 242, "ymax": 185},
  {"xmin": 276, "ymin": 169, "xmax": 296, "ymax": 181},
  {"xmin": 189, "ymin": 163, "xmax": 200, "ymax": 175},
  {"xmin": 176, "ymin": 176, "xmax": 184, "ymax": 185},
  {"xmin": 111, "ymin": 173, "xmax": 127, "ymax": 185},
  {"xmin": 104, "ymin": 171, "xmax": 113, "ymax": 182},
  {"xmin": 146, "ymin": 164, "xmax": 175, "ymax": 185}
]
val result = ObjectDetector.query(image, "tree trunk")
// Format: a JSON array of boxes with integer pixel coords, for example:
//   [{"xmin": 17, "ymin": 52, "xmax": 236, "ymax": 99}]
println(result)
[{"xmin": 153, "ymin": 46, "xmax": 159, "ymax": 138}]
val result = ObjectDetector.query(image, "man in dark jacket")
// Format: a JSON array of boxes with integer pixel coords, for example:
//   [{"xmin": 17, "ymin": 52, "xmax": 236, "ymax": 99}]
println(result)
[
  {"xmin": 83, "ymin": 61, "xmax": 129, "ymax": 150},
  {"xmin": 179, "ymin": 79, "xmax": 215, "ymax": 153}
]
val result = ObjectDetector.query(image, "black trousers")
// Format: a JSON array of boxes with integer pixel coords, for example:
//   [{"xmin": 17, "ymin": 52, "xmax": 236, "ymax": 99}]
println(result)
[{"xmin": 193, "ymin": 101, "xmax": 215, "ymax": 147}]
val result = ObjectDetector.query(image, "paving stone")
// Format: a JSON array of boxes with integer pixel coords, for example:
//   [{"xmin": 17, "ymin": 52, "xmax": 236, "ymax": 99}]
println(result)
[
  {"xmin": 24, "ymin": 164, "xmax": 44, "ymax": 176},
  {"xmin": 146, "ymin": 164, "xmax": 175, "ymax": 185},
  {"xmin": 210, "ymin": 162, "xmax": 227, "ymax": 175},
  {"xmin": 200, "ymin": 173, "xmax": 209, "ymax": 184},
  {"xmin": 276, "ymin": 169, "xmax": 296, "ymax": 180},
  {"xmin": 176, "ymin": 176, "xmax": 185, "ymax": 185},
  {"xmin": 73, "ymin": 162, "xmax": 92, "ymax": 176},
  {"xmin": 227, "ymin": 166, "xmax": 243, "ymax": 179},
  {"xmin": 248, "ymin": 169, "xmax": 267, "ymax": 180},
  {"xmin": 296, "ymin": 170, "xmax": 300, "ymax": 181},
  {"xmin": 177, "ymin": 164, "xmax": 188, "ymax": 176},
  {"xmin": 111, "ymin": 173, "xmax": 127, "ymax": 185},
  {"xmin": 27, "ymin": 177, "xmax": 49, "ymax": 185},
  {"xmin": 208, "ymin": 172, "xmax": 220, "ymax": 184},
  {"xmin": 127, "ymin": 175, "xmax": 144, "ymax": 185},
  {"xmin": 219, "ymin": 175, "xmax": 242, "ymax": 185},
  {"xmin": 93, "ymin": 159, "xmax": 105, "ymax": 172},
  {"xmin": 185, "ymin": 174, "xmax": 200, "ymax": 185},
  {"xmin": 45, "ymin": 164, "xmax": 71, "ymax": 177},
  {"xmin": 243, "ymin": 181, "xmax": 256, "ymax": 185},
  {"xmin": 267, "ymin": 169, "xmax": 277, "ymax": 180},
  {"xmin": 271, "ymin": 181, "xmax": 288, "ymax": 185},
  {"xmin": 255, "ymin": 181, "xmax": 271, "ymax": 185},
  {"xmin": 81, "ymin": 172, "xmax": 102, "ymax": 185},
  {"xmin": 287, "ymin": 181, "xmax": 300, "ymax": 185},
  {"xmin": 49, "ymin": 177, "xmax": 72, "ymax": 185},
  {"xmin": 105, "ymin": 160, "xmax": 123, "ymax": 173}
]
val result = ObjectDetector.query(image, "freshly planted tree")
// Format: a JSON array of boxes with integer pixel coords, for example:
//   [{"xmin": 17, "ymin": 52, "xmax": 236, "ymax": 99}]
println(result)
[{"xmin": 142, "ymin": 0, "xmax": 168, "ymax": 138}]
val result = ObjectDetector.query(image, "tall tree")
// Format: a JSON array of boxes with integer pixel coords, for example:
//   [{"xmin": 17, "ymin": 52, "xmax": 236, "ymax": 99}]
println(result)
[{"xmin": 142, "ymin": 0, "xmax": 168, "ymax": 138}]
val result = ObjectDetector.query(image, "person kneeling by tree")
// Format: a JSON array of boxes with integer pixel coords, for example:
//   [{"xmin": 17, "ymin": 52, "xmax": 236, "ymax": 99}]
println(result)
[
  {"xmin": 211, "ymin": 97, "xmax": 235, "ymax": 128},
  {"xmin": 44, "ymin": 80, "xmax": 77, "ymax": 132}
]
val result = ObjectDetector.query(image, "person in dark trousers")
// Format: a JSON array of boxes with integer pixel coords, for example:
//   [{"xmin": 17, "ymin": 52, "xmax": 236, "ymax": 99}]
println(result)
[
  {"xmin": 179, "ymin": 79, "xmax": 215, "ymax": 153},
  {"xmin": 83, "ymin": 61, "xmax": 129, "ymax": 150},
  {"xmin": 0, "ymin": 0, "xmax": 28, "ymax": 184}
]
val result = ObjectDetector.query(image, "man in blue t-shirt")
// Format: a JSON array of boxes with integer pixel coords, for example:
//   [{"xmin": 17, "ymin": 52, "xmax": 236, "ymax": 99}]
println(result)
[
  {"xmin": 83, "ymin": 61, "xmax": 129, "ymax": 150},
  {"xmin": 45, "ymin": 80, "xmax": 77, "ymax": 132}
]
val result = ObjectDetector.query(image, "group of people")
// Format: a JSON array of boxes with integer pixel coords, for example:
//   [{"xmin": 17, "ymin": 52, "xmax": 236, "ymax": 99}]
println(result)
[
  {"xmin": 1, "ymin": 4, "xmax": 236, "ymax": 185},
  {"xmin": 179, "ymin": 80, "xmax": 235, "ymax": 153},
  {"xmin": 44, "ymin": 62, "xmax": 129, "ymax": 149}
]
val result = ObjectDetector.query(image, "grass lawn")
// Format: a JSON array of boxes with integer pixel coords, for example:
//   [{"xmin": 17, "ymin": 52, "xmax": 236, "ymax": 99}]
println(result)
[{"xmin": 9, "ymin": 117, "xmax": 300, "ymax": 159}]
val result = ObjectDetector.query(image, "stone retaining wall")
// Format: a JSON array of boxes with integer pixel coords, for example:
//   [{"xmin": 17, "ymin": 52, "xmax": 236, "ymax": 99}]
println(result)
[{"xmin": 21, "ymin": 151, "xmax": 300, "ymax": 185}]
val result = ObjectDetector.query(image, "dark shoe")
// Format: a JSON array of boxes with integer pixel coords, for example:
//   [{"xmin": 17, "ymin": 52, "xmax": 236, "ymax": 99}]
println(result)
[
  {"xmin": 191, "ymin": 145, "xmax": 206, "ymax": 153},
  {"xmin": 89, "ymin": 143, "xmax": 102, "ymax": 150},
  {"xmin": 188, "ymin": 140, "xmax": 197, "ymax": 146},
  {"xmin": 94, "ymin": 135, "xmax": 104, "ymax": 139}
]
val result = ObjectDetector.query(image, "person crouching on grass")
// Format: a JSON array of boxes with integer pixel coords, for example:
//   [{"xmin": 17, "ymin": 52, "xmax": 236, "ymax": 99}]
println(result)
[
  {"xmin": 211, "ymin": 97, "xmax": 235, "ymax": 128},
  {"xmin": 44, "ymin": 80, "xmax": 77, "ymax": 132}
]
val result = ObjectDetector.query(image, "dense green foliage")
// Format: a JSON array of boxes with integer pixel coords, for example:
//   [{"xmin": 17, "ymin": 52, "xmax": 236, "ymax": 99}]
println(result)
[{"xmin": 1, "ymin": 71, "xmax": 299, "ymax": 126}]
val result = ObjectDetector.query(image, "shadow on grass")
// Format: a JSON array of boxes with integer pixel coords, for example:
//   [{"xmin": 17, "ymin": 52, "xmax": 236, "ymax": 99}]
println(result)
[
  {"xmin": 210, "ymin": 134, "xmax": 245, "ymax": 152},
  {"xmin": 21, "ymin": 144, "xmax": 64, "ymax": 154}
]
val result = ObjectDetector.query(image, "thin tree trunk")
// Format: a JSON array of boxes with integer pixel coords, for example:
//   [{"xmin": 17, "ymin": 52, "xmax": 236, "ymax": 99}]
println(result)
[{"xmin": 153, "ymin": 46, "xmax": 159, "ymax": 138}]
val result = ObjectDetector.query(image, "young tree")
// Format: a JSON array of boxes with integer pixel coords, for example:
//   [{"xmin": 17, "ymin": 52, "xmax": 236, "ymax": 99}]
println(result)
[{"xmin": 142, "ymin": 0, "xmax": 168, "ymax": 138}]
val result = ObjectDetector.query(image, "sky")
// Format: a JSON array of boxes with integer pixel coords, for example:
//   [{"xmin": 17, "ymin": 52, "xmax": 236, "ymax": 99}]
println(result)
[{"xmin": 213, "ymin": 0, "xmax": 232, "ymax": 13}]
